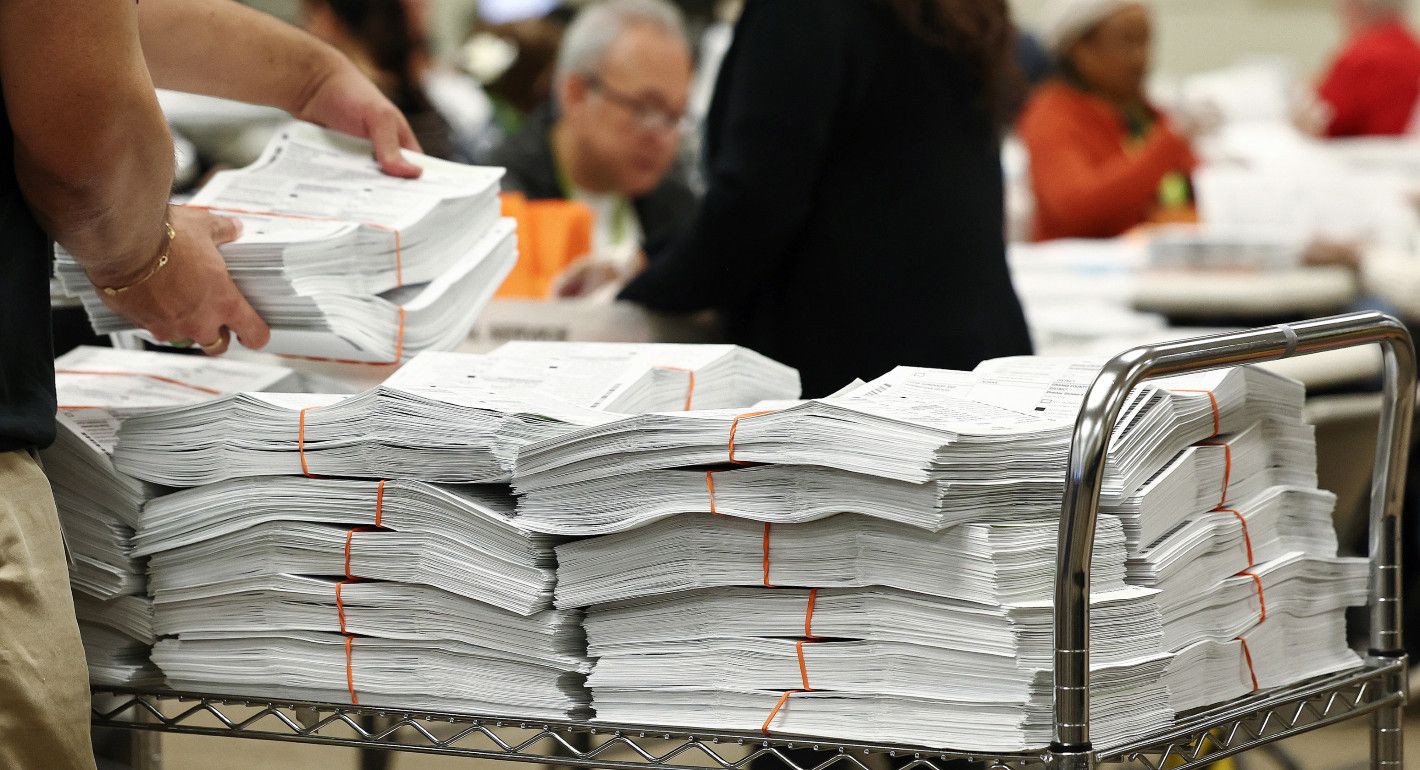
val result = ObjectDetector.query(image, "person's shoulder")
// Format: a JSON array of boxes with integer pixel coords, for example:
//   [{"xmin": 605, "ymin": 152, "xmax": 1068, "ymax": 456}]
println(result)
[
  {"xmin": 1017, "ymin": 81, "xmax": 1094, "ymax": 128},
  {"xmin": 738, "ymin": 0, "xmax": 869, "ymax": 39},
  {"xmin": 1336, "ymin": 22, "xmax": 1420, "ymax": 69}
]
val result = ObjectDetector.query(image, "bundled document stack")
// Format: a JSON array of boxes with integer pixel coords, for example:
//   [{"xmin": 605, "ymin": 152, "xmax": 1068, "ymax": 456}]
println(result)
[
  {"xmin": 43, "ymin": 346, "xmax": 296, "ymax": 685},
  {"xmin": 112, "ymin": 343, "xmax": 800, "ymax": 486},
  {"xmin": 1145, "ymin": 226, "xmax": 1307, "ymax": 272},
  {"xmin": 137, "ymin": 479, "xmax": 590, "ymax": 717},
  {"xmin": 55, "ymin": 122, "xmax": 517, "ymax": 363},
  {"xmin": 121, "ymin": 343, "xmax": 801, "ymax": 716},
  {"xmin": 520, "ymin": 356, "xmax": 1366, "ymax": 750}
]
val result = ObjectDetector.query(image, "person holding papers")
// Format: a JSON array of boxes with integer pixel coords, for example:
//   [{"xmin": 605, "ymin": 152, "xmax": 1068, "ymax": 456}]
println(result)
[
  {"xmin": 618, "ymin": 0, "xmax": 1033, "ymax": 397},
  {"xmin": 1016, "ymin": 0, "xmax": 1204, "ymax": 241},
  {"xmin": 0, "ymin": 0, "xmax": 420, "ymax": 766},
  {"xmin": 1311, "ymin": 0, "xmax": 1420, "ymax": 137}
]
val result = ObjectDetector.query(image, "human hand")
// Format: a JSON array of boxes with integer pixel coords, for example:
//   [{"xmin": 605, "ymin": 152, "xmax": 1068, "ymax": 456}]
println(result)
[
  {"xmin": 295, "ymin": 57, "xmax": 424, "ymax": 178},
  {"xmin": 1291, "ymin": 93, "xmax": 1332, "ymax": 137},
  {"xmin": 96, "ymin": 205, "xmax": 271, "ymax": 356},
  {"xmin": 552, "ymin": 248, "xmax": 649, "ymax": 299}
]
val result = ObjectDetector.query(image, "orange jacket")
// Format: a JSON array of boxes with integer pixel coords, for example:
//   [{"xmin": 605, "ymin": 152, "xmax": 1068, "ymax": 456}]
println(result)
[{"xmin": 1018, "ymin": 81, "xmax": 1197, "ymax": 241}]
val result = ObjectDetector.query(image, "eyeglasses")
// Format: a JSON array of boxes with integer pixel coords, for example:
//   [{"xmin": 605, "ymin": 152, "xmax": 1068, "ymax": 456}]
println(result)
[{"xmin": 587, "ymin": 75, "xmax": 692, "ymax": 135}]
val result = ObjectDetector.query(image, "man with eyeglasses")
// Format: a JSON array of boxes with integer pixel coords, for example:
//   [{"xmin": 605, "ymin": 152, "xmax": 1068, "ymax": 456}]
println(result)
[{"xmin": 490, "ymin": 0, "xmax": 696, "ymax": 269}]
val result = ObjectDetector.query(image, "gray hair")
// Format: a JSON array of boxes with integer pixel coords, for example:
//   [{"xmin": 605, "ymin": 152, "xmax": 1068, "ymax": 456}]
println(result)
[{"xmin": 555, "ymin": 0, "xmax": 688, "ymax": 86}]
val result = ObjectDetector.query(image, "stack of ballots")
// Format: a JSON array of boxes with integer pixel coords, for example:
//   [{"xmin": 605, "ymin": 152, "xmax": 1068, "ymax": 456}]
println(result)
[
  {"xmin": 112, "ymin": 342, "xmax": 800, "ymax": 486},
  {"xmin": 120, "ymin": 343, "xmax": 800, "ymax": 716},
  {"xmin": 43, "ymin": 346, "xmax": 296, "ymax": 685},
  {"xmin": 524, "ymin": 356, "xmax": 1365, "ymax": 751},
  {"xmin": 55, "ymin": 122, "xmax": 517, "ymax": 364}
]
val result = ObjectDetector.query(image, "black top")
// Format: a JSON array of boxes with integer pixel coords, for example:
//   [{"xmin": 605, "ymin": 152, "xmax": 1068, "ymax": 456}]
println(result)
[
  {"xmin": 0, "ymin": 88, "xmax": 57, "ymax": 451},
  {"xmin": 488, "ymin": 104, "xmax": 698, "ymax": 257},
  {"xmin": 619, "ymin": 0, "xmax": 1032, "ymax": 397}
]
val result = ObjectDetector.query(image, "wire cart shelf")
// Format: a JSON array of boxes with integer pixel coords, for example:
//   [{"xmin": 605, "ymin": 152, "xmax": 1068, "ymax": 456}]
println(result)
[{"xmin": 92, "ymin": 312, "xmax": 1414, "ymax": 769}]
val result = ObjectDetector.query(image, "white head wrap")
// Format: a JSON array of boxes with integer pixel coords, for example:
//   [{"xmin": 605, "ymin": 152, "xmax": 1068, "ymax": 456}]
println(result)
[{"xmin": 1039, "ymin": 0, "xmax": 1143, "ymax": 55}]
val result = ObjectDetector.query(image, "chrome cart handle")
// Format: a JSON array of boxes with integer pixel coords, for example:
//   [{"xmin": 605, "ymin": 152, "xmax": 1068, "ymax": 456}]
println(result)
[{"xmin": 1052, "ymin": 311, "xmax": 1416, "ymax": 758}]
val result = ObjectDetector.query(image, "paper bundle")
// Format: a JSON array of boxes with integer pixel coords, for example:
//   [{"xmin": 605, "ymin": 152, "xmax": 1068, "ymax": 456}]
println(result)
[
  {"xmin": 112, "ymin": 343, "xmax": 801, "ymax": 486},
  {"xmin": 136, "ymin": 476, "xmax": 589, "ymax": 717},
  {"xmin": 510, "ymin": 355, "xmax": 1365, "ymax": 750},
  {"xmin": 512, "ymin": 360, "xmax": 1303, "ymax": 511},
  {"xmin": 43, "ymin": 346, "xmax": 296, "ymax": 685},
  {"xmin": 129, "ymin": 343, "xmax": 804, "ymax": 716},
  {"xmin": 55, "ymin": 122, "xmax": 518, "ymax": 363}
]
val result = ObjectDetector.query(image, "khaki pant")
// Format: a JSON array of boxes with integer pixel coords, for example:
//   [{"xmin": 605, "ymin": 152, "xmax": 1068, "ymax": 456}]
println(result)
[{"xmin": 0, "ymin": 450, "xmax": 95, "ymax": 770}]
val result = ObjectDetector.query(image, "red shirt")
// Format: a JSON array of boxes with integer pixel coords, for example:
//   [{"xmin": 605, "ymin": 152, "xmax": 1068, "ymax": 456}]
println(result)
[
  {"xmin": 1318, "ymin": 20, "xmax": 1420, "ymax": 137},
  {"xmin": 1017, "ymin": 82, "xmax": 1197, "ymax": 241}
]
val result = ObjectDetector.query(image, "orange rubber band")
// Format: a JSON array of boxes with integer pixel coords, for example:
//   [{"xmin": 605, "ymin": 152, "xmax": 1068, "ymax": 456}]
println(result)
[
  {"xmin": 1238, "ymin": 637, "xmax": 1260, "ymax": 692},
  {"xmin": 343, "ymin": 527, "xmax": 375, "ymax": 580},
  {"xmin": 54, "ymin": 369, "xmax": 221, "ymax": 396},
  {"xmin": 1171, "ymin": 389, "xmax": 1220, "ymax": 438},
  {"xmin": 280, "ymin": 305, "xmax": 407, "ymax": 367},
  {"xmin": 336, "ymin": 579, "xmax": 356, "ymax": 634},
  {"xmin": 728, "ymin": 410, "xmax": 775, "ymax": 464},
  {"xmin": 1219, "ymin": 508, "xmax": 1254, "ymax": 567},
  {"xmin": 762, "ymin": 523, "xmax": 773, "ymax": 587},
  {"xmin": 761, "ymin": 690, "xmax": 801, "ymax": 736},
  {"xmin": 345, "ymin": 635, "xmax": 359, "ymax": 704},
  {"xmin": 1202, "ymin": 439, "xmax": 1233, "ymax": 508},
  {"xmin": 375, "ymin": 480, "xmax": 387, "ymax": 528},
  {"xmin": 706, "ymin": 471, "xmax": 718, "ymax": 515},
  {"xmin": 795, "ymin": 640, "xmax": 814, "ymax": 691},
  {"xmin": 804, "ymin": 588, "xmax": 819, "ymax": 640},
  {"xmin": 298, "ymin": 407, "xmax": 320, "ymax": 478},
  {"xmin": 655, "ymin": 366, "xmax": 696, "ymax": 411},
  {"xmin": 189, "ymin": 204, "xmax": 404, "ymax": 288},
  {"xmin": 1240, "ymin": 569, "xmax": 1267, "ymax": 623}
]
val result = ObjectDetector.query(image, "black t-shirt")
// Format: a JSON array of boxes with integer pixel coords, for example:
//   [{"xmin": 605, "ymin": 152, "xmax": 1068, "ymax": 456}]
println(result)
[{"xmin": 0, "ymin": 89, "xmax": 58, "ymax": 452}]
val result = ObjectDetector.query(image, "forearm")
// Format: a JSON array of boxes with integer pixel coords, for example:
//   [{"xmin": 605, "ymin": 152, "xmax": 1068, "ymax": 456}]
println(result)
[
  {"xmin": 137, "ymin": 0, "xmax": 342, "ymax": 116},
  {"xmin": 1032, "ymin": 129, "xmax": 1192, "ymax": 237},
  {"xmin": 3, "ymin": 0, "xmax": 175, "ymax": 285}
]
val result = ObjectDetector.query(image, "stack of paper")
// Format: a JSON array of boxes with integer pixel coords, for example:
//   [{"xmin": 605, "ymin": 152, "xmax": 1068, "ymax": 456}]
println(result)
[
  {"xmin": 136, "ymin": 480, "xmax": 555, "ymax": 615},
  {"xmin": 554, "ymin": 513, "xmax": 1131, "ymax": 609},
  {"xmin": 111, "ymin": 344, "xmax": 801, "ymax": 486},
  {"xmin": 1145, "ymin": 226, "xmax": 1306, "ymax": 271},
  {"xmin": 513, "ymin": 360, "xmax": 1303, "ymax": 505},
  {"xmin": 55, "ymin": 122, "xmax": 518, "ymax": 363},
  {"xmin": 42, "ymin": 346, "xmax": 296, "ymax": 685},
  {"xmin": 136, "ymin": 478, "xmax": 590, "ymax": 717},
  {"xmin": 506, "ymin": 355, "xmax": 1365, "ymax": 750},
  {"xmin": 124, "ymin": 342, "xmax": 803, "ymax": 716}
]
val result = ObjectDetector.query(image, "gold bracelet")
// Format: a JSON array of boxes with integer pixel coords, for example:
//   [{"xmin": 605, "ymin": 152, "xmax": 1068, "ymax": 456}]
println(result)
[{"xmin": 100, "ymin": 220, "xmax": 177, "ymax": 297}]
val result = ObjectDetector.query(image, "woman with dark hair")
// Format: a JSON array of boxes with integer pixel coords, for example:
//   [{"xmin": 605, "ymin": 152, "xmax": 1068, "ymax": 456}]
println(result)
[
  {"xmin": 618, "ymin": 0, "xmax": 1033, "ymax": 397},
  {"xmin": 302, "ymin": 0, "xmax": 458, "ymax": 160}
]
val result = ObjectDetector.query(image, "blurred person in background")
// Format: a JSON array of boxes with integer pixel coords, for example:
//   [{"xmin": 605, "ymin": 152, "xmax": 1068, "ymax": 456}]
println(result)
[
  {"xmin": 1311, "ymin": 0, "xmax": 1420, "ymax": 137},
  {"xmin": 302, "ymin": 0, "xmax": 461, "ymax": 159},
  {"xmin": 1017, "ymin": 0, "xmax": 1205, "ymax": 241},
  {"xmin": 0, "ymin": 0, "xmax": 420, "ymax": 766},
  {"xmin": 617, "ymin": 0, "xmax": 1032, "ymax": 397},
  {"xmin": 492, "ymin": 0, "xmax": 697, "ymax": 262}
]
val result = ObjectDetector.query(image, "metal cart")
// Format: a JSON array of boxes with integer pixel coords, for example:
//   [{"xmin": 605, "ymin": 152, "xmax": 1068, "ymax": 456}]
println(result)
[{"xmin": 91, "ymin": 311, "xmax": 1415, "ymax": 770}]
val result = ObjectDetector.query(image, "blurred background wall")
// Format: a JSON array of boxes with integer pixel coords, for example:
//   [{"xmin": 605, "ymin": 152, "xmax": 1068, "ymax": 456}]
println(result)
[{"xmin": 244, "ymin": 0, "xmax": 1420, "ymax": 77}]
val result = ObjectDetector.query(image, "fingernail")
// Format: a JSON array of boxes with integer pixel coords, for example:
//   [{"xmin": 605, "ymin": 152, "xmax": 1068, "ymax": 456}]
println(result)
[{"xmin": 231, "ymin": 218, "xmax": 244, "ymax": 238}]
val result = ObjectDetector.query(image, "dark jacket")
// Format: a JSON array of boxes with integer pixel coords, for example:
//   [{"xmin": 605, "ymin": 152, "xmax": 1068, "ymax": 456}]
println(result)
[
  {"xmin": 0, "ymin": 86, "xmax": 58, "ymax": 451},
  {"xmin": 619, "ymin": 0, "xmax": 1033, "ymax": 397},
  {"xmin": 488, "ymin": 104, "xmax": 698, "ymax": 257}
]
